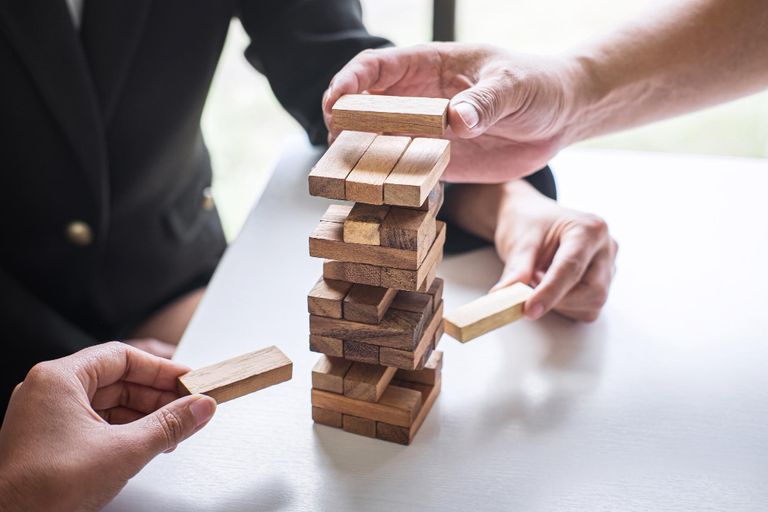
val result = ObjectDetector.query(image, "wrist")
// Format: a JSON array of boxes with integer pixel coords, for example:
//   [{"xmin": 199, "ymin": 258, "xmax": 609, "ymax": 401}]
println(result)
[{"xmin": 558, "ymin": 51, "xmax": 606, "ymax": 145}]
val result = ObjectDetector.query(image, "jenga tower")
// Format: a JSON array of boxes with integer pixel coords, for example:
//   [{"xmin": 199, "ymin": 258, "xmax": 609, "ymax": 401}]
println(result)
[{"xmin": 306, "ymin": 95, "xmax": 450, "ymax": 444}]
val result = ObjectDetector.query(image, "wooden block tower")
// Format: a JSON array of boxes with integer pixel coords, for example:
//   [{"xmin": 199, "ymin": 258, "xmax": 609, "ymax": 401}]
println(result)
[{"xmin": 306, "ymin": 94, "xmax": 450, "ymax": 444}]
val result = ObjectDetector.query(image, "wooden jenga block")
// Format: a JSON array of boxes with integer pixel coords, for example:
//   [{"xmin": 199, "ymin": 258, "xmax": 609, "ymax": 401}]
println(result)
[
  {"xmin": 444, "ymin": 283, "xmax": 534, "ymax": 342},
  {"xmin": 311, "ymin": 384, "xmax": 423, "ymax": 427},
  {"xmin": 311, "ymin": 355, "xmax": 352, "ymax": 394},
  {"xmin": 383, "ymin": 138, "xmax": 450, "ymax": 207},
  {"xmin": 342, "ymin": 415, "xmax": 377, "ymax": 438},
  {"xmin": 323, "ymin": 259, "xmax": 382, "ymax": 287},
  {"xmin": 395, "ymin": 351, "xmax": 443, "ymax": 386},
  {"xmin": 332, "ymin": 94, "xmax": 449, "ymax": 136},
  {"xmin": 307, "ymin": 277, "xmax": 352, "ymax": 319},
  {"xmin": 343, "ymin": 283, "xmax": 397, "ymax": 324},
  {"xmin": 434, "ymin": 320, "xmax": 445, "ymax": 347},
  {"xmin": 380, "ymin": 301, "xmax": 443, "ymax": 370},
  {"xmin": 346, "ymin": 135, "xmax": 412, "ymax": 205},
  {"xmin": 380, "ymin": 206, "xmax": 437, "ymax": 251},
  {"xmin": 426, "ymin": 277, "xmax": 444, "ymax": 312},
  {"xmin": 390, "ymin": 290, "xmax": 434, "ymax": 317},
  {"xmin": 310, "ymin": 218, "xmax": 428, "ymax": 270},
  {"xmin": 408, "ymin": 182, "xmax": 444, "ymax": 212},
  {"xmin": 376, "ymin": 377, "xmax": 442, "ymax": 445},
  {"xmin": 343, "ymin": 340, "xmax": 379, "ymax": 364},
  {"xmin": 308, "ymin": 131, "xmax": 376, "ymax": 200},
  {"xmin": 309, "ymin": 335, "xmax": 344, "ymax": 358},
  {"xmin": 178, "ymin": 346, "xmax": 292, "ymax": 404},
  {"xmin": 343, "ymin": 362, "xmax": 397, "ymax": 402},
  {"xmin": 381, "ymin": 221, "xmax": 445, "ymax": 290},
  {"xmin": 320, "ymin": 204, "xmax": 353, "ymax": 223},
  {"xmin": 342, "ymin": 203, "xmax": 389, "ymax": 245},
  {"xmin": 310, "ymin": 308, "xmax": 427, "ymax": 350},
  {"xmin": 312, "ymin": 406, "xmax": 343, "ymax": 428}
]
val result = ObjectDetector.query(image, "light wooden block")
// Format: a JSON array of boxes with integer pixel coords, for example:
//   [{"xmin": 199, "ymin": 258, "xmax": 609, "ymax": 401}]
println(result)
[
  {"xmin": 380, "ymin": 301, "xmax": 443, "ymax": 370},
  {"xmin": 321, "ymin": 204, "xmax": 353, "ymax": 224},
  {"xmin": 408, "ymin": 182, "xmax": 444, "ymax": 212},
  {"xmin": 343, "ymin": 203, "xmax": 389, "ymax": 245},
  {"xmin": 309, "ymin": 335, "xmax": 344, "ymax": 358},
  {"xmin": 332, "ymin": 94, "xmax": 449, "ymax": 136},
  {"xmin": 178, "ymin": 346, "xmax": 292, "ymax": 404},
  {"xmin": 343, "ymin": 340, "xmax": 379, "ymax": 364},
  {"xmin": 376, "ymin": 377, "xmax": 442, "ymax": 445},
  {"xmin": 395, "ymin": 350, "xmax": 443, "ymax": 386},
  {"xmin": 383, "ymin": 138, "xmax": 450, "ymax": 207},
  {"xmin": 343, "ymin": 415, "xmax": 377, "ymax": 438},
  {"xmin": 308, "ymin": 131, "xmax": 376, "ymax": 200},
  {"xmin": 346, "ymin": 135, "xmax": 412, "ymax": 205},
  {"xmin": 444, "ymin": 283, "xmax": 534, "ymax": 342},
  {"xmin": 343, "ymin": 283, "xmax": 398, "ymax": 324},
  {"xmin": 312, "ymin": 406, "xmax": 342, "ymax": 428},
  {"xmin": 343, "ymin": 362, "xmax": 397, "ymax": 402},
  {"xmin": 380, "ymin": 206, "xmax": 437, "ymax": 251},
  {"xmin": 310, "ymin": 308, "xmax": 427, "ymax": 350},
  {"xmin": 311, "ymin": 384, "xmax": 423, "ymax": 427},
  {"xmin": 381, "ymin": 221, "xmax": 445, "ymax": 290},
  {"xmin": 323, "ymin": 259, "xmax": 382, "ymax": 287},
  {"xmin": 307, "ymin": 277, "xmax": 352, "ymax": 319},
  {"xmin": 311, "ymin": 355, "xmax": 352, "ymax": 394}
]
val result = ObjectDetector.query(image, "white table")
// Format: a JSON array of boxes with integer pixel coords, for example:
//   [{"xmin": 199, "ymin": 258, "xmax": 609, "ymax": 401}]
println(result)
[{"xmin": 109, "ymin": 140, "xmax": 768, "ymax": 511}]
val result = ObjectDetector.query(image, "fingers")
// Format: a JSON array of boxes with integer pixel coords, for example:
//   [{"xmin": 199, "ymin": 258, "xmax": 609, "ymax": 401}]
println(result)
[
  {"xmin": 92, "ymin": 381, "xmax": 179, "ymax": 415},
  {"xmin": 125, "ymin": 338, "xmax": 176, "ymax": 359},
  {"xmin": 552, "ymin": 241, "xmax": 617, "ymax": 322},
  {"xmin": 491, "ymin": 238, "xmax": 539, "ymax": 292},
  {"xmin": 449, "ymin": 74, "xmax": 515, "ymax": 139}
]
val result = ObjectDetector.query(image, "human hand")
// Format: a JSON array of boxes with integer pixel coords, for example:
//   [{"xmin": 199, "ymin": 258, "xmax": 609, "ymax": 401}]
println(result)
[
  {"xmin": 0, "ymin": 342, "xmax": 216, "ymax": 512},
  {"xmin": 323, "ymin": 43, "xmax": 583, "ymax": 183},
  {"xmin": 125, "ymin": 337, "xmax": 177, "ymax": 359}
]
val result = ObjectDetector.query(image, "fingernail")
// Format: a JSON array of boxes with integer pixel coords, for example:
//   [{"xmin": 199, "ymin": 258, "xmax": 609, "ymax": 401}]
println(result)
[
  {"xmin": 453, "ymin": 102, "xmax": 479, "ymax": 129},
  {"xmin": 526, "ymin": 303, "xmax": 544, "ymax": 320},
  {"xmin": 189, "ymin": 396, "xmax": 216, "ymax": 429}
]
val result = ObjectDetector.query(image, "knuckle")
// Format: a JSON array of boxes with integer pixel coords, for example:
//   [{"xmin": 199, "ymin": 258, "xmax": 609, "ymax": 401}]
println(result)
[
  {"xmin": 580, "ymin": 214, "xmax": 609, "ymax": 237},
  {"xmin": 557, "ymin": 257, "xmax": 582, "ymax": 276},
  {"xmin": 25, "ymin": 361, "xmax": 56, "ymax": 383},
  {"xmin": 156, "ymin": 408, "xmax": 185, "ymax": 449}
]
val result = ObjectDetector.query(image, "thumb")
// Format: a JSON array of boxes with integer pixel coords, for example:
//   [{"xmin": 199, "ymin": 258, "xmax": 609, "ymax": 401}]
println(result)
[
  {"xmin": 449, "ymin": 77, "xmax": 509, "ymax": 138},
  {"xmin": 122, "ymin": 394, "xmax": 217, "ymax": 461},
  {"xmin": 491, "ymin": 241, "xmax": 538, "ymax": 292}
]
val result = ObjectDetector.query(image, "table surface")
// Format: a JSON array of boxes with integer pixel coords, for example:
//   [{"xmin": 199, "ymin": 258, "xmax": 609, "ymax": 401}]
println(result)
[{"xmin": 109, "ymin": 141, "xmax": 768, "ymax": 512}]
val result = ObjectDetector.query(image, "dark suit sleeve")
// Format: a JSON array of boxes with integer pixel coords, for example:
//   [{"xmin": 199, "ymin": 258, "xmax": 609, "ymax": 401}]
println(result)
[
  {"xmin": 237, "ymin": 0, "xmax": 390, "ymax": 144},
  {"xmin": 0, "ymin": 268, "xmax": 95, "ymax": 410}
]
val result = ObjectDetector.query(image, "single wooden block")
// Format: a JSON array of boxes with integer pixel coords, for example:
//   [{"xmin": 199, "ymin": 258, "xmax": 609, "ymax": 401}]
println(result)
[
  {"xmin": 390, "ymin": 290, "xmax": 434, "ymax": 317},
  {"xmin": 343, "ymin": 340, "xmax": 379, "ymax": 364},
  {"xmin": 308, "ymin": 131, "xmax": 376, "ymax": 200},
  {"xmin": 323, "ymin": 259, "xmax": 382, "ymax": 287},
  {"xmin": 309, "ymin": 335, "xmax": 344, "ymax": 358},
  {"xmin": 376, "ymin": 377, "xmax": 442, "ymax": 445},
  {"xmin": 312, "ymin": 406, "xmax": 343, "ymax": 428},
  {"xmin": 332, "ymin": 94, "xmax": 449, "ymax": 136},
  {"xmin": 342, "ymin": 415, "xmax": 377, "ymax": 438},
  {"xmin": 381, "ymin": 221, "xmax": 445, "ymax": 290},
  {"xmin": 426, "ymin": 277, "xmax": 444, "ymax": 312},
  {"xmin": 444, "ymin": 283, "xmax": 534, "ymax": 342},
  {"xmin": 311, "ymin": 383, "xmax": 423, "ymax": 428},
  {"xmin": 383, "ymin": 138, "xmax": 450, "ymax": 207},
  {"xmin": 343, "ymin": 362, "xmax": 397, "ymax": 402},
  {"xmin": 311, "ymin": 308, "xmax": 427, "ymax": 350},
  {"xmin": 343, "ymin": 283, "xmax": 397, "ymax": 325},
  {"xmin": 408, "ymin": 182, "xmax": 444, "ymax": 212},
  {"xmin": 380, "ymin": 206, "xmax": 437, "ymax": 251},
  {"xmin": 342, "ymin": 203, "xmax": 389, "ymax": 245},
  {"xmin": 380, "ymin": 301, "xmax": 443, "ymax": 370},
  {"xmin": 395, "ymin": 350, "xmax": 443, "ymax": 386},
  {"xmin": 310, "ymin": 219, "xmax": 427, "ymax": 270},
  {"xmin": 178, "ymin": 346, "xmax": 292, "ymax": 404},
  {"xmin": 311, "ymin": 355, "xmax": 353, "ymax": 394},
  {"xmin": 434, "ymin": 320, "xmax": 445, "ymax": 347},
  {"xmin": 320, "ymin": 204, "xmax": 353, "ymax": 224},
  {"xmin": 346, "ymin": 135, "xmax": 412, "ymax": 205},
  {"xmin": 307, "ymin": 277, "xmax": 352, "ymax": 319}
]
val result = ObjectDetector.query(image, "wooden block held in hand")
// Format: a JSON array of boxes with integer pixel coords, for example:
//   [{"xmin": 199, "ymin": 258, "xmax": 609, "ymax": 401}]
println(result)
[
  {"xmin": 383, "ymin": 138, "xmax": 450, "ymax": 207},
  {"xmin": 444, "ymin": 283, "xmax": 534, "ymax": 342},
  {"xmin": 178, "ymin": 346, "xmax": 292, "ymax": 404},
  {"xmin": 323, "ymin": 259, "xmax": 382, "ymax": 287},
  {"xmin": 312, "ymin": 383, "xmax": 423, "ymax": 427},
  {"xmin": 308, "ymin": 131, "xmax": 376, "ymax": 200},
  {"xmin": 343, "ymin": 203, "xmax": 389, "ymax": 245},
  {"xmin": 346, "ymin": 135, "xmax": 412, "ymax": 205},
  {"xmin": 344, "ymin": 362, "xmax": 397, "ymax": 402},
  {"xmin": 307, "ymin": 277, "xmax": 352, "ymax": 319},
  {"xmin": 332, "ymin": 94, "xmax": 449, "ymax": 136},
  {"xmin": 343, "ymin": 283, "xmax": 397, "ymax": 324},
  {"xmin": 311, "ymin": 355, "xmax": 352, "ymax": 394},
  {"xmin": 313, "ymin": 406, "xmax": 342, "ymax": 428},
  {"xmin": 310, "ymin": 335, "xmax": 344, "ymax": 358}
]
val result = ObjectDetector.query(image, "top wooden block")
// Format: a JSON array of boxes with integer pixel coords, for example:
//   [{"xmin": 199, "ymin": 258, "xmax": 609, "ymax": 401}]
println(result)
[
  {"xmin": 444, "ymin": 283, "xmax": 534, "ymax": 343},
  {"xmin": 332, "ymin": 94, "xmax": 449, "ymax": 136}
]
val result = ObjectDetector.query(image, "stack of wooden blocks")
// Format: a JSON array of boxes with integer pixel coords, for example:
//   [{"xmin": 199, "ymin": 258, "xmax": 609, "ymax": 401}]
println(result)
[{"xmin": 306, "ymin": 95, "xmax": 450, "ymax": 444}]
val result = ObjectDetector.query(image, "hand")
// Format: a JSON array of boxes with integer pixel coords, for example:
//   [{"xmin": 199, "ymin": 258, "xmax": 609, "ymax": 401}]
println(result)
[
  {"xmin": 125, "ymin": 337, "xmax": 177, "ymax": 359},
  {"xmin": 0, "ymin": 342, "xmax": 217, "ymax": 511},
  {"xmin": 323, "ymin": 43, "xmax": 583, "ymax": 183}
]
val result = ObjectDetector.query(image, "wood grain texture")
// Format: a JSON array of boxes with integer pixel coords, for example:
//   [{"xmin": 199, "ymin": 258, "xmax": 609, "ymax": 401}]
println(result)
[
  {"xmin": 308, "ymin": 131, "xmax": 376, "ymax": 200},
  {"xmin": 343, "ymin": 340, "xmax": 379, "ymax": 364},
  {"xmin": 395, "ymin": 350, "xmax": 443, "ymax": 386},
  {"xmin": 390, "ymin": 289, "xmax": 433, "ymax": 317},
  {"xmin": 311, "ymin": 355, "xmax": 352, "ymax": 394},
  {"xmin": 381, "ymin": 221, "xmax": 445, "ymax": 290},
  {"xmin": 178, "ymin": 346, "xmax": 292, "ymax": 404},
  {"xmin": 312, "ymin": 406, "xmax": 342, "ymax": 428},
  {"xmin": 346, "ymin": 135, "xmax": 412, "ymax": 205},
  {"xmin": 376, "ymin": 377, "xmax": 442, "ymax": 445},
  {"xmin": 407, "ymin": 182, "xmax": 444, "ymax": 212},
  {"xmin": 321, "ymin": 204, "xmax": 353, "ymax": 224},
  {"xmin": 380, "ymin": 206, "xmax": 437, "ymax": 251},
  {"xmin": 343, "ymin": 284, "xmax": 397, "ymax": 324},
  {"xmin": 323, "ymin": 259, "xmax": 382, "ymax": 287},
  {"xmin": 311, "ymin": 384, "xmax": 422, "ymax": 427},
  {"xmin": 343, "ymin": 415, "xmax": 377, "ymax": 438},
  {"xmin": 343, "ymin": 362, "xmax": 397, "ymax": 402},
  {"xmin": 380, "ymin": 301, "xmax": 443, "ymax": 370},
  {"xmin": 309, "ymin": 335, "xmax": 344, "ymax": 358},
  {"xmin": 307, "ymin": 277, "xmax": 352, "ymax": 319},
  {"xmin": 383, "ymin": 138, "xmax": 450, "ymax": 207},
  {"xmin": 310, "ymin": 308, "xmax": 427, "ymax": 350},
  {"xmin": 444, "ymin": 283, "xmax": 534, "ymax": 342},
  {"xmin": 332, "ymin": 94, "xmax": 449, "ymax": 136},
  {"xmin": 426, "ymin": 277, "xmax": 444, "ymax": 312},
  {"xmin": 343, "ymin": 203, "xmax": 389, "ymax": 245}
]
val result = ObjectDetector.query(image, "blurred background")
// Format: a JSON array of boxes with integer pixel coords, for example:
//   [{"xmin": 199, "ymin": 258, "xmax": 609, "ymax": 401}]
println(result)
[{"xmin": 203, "ymin": 0, "xmax": 768, "ymax": 240}]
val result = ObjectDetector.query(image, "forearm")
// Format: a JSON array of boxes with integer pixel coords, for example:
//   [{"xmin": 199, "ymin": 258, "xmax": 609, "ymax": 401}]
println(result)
[{"xmin": 565, "ymin": 0, "xmax": 768, "ymax": 143}]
